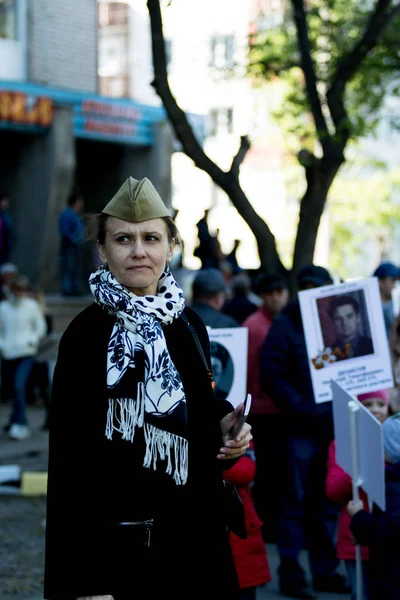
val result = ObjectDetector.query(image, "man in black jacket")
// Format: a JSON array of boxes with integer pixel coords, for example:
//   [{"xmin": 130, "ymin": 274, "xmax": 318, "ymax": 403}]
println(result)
[
  {"xmin": 260, "ymin": 265, "xmax": 349, "ymax": 599},
  {"xmin": 191, "ymin": 268, "xmax": 239, "ymax": 329}
]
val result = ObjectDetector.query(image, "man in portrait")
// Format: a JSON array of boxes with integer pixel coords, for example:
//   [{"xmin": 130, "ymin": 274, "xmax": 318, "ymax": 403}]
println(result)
[{"xmin": 328, "ymin": 294, "xmax": 373, "ymax": 359}]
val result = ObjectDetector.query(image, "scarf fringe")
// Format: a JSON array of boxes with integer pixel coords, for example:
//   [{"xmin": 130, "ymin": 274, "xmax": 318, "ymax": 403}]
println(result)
[
  {"xmin": 143, "ymin": 422, "xmax": 188, "ymax": 486},
  {"xmin": 105, "ymin": 384, "xmax": 188, "ymax": 486},
  {"xmin": 105, "ymin": 383, "xmax": 145, "ymax": 441}
]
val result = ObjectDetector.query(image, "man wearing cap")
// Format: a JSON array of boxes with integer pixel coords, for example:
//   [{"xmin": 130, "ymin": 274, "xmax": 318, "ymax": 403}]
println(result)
[
  {"xmin": 260, "ymin": 265, "xmax": 349, "ymax": 598},
  {"xmin": 242, "ymin": 273, "xmax": 289, "ymax": 541},
  {"xmin": 191, "ymin": 268, "xmax": 239, "ymax": 329},
  {"xmin": 222, "ymin": 272, "xmax": 259, "ymax": 324},
  {"xmin": 373, "ymin": 262, "xmax": 399, "ymax": 340}
]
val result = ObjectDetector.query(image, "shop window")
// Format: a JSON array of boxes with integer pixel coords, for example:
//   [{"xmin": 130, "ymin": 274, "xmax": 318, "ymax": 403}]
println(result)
[
  {"xmin": 99, "ymin": 75, "xmax": 129, "ymax": 98},
  {"xmin": 209, "ymin": 108, "xmax": 234, "ymax": 137},
  {"xmin": 210, "ymin": 35, "xmax": 235, "ymax": 69},
  {"xmin": 99, "ymin": 2, "xmax": 128, "ymax": 27},
  {"xmin": 0, "ymin": 0, "xmax": 17, "ymax": 40}
]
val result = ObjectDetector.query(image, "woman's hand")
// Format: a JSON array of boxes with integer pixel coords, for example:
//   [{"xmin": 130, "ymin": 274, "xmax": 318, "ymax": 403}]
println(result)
[
  {"xmin": 76, "ymin": 594, "xmax": 114, "ymax": 600},
  {"xmin": 347, "ymin": 499, "xmax": 363, "ymax": 517},
  {"xmin": 217, "ymin": 403, "xmax": 252, "ymax": 460}
]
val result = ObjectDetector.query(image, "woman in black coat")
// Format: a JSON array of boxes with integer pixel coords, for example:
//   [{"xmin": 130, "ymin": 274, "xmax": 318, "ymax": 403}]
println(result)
[{"xmin": 44, "ymin": 176, "xmax": 251, "ymax": 600}]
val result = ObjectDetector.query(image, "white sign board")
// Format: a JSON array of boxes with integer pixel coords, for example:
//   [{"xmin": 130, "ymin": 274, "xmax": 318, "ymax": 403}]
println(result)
[
  {"xmin": 299, "ymin": 277, "xmax": 393, "ymax": 403},
  {"xmin": 208, "ymin": 327, "xmax": 248, "ymax": 408},
  {"xmin": 331, "ymin": 380, "xmax": 385, "ymax": 511}
]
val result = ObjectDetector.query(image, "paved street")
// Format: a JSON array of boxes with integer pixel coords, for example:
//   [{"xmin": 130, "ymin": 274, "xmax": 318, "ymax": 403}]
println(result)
[
  {"xmin": 0, "ymin": 290, "xmax": 351, "ymax": 600},
  {"xmin": 0, "ymin": 403, "xmax": 352, "ymax": 600}
]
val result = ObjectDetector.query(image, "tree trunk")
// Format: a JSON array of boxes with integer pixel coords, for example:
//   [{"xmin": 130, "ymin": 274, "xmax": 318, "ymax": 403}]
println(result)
[
  {"xmin": 224, "ymin": 179, "xmax": 286, "ymax": 275},
  {"xmin": 292, "ymin": 155, "xmax": 343, "ymax": 280},
  {"xmin": 147, "ymin": 0, "xmax": 286, "ymax": 276}
]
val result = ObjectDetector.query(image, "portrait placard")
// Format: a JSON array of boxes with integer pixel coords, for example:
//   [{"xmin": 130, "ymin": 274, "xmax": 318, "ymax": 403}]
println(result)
[
  {"xmin": 331, "ymin": 381, "xmax": 385, "ymax": 511},
  {"xmin": 299, "ymin": 277, "xmax": 393, "ymax": 403},
  {"xmin": 208, "ymin": 327, "xmax": 248, "ymax": 408}
]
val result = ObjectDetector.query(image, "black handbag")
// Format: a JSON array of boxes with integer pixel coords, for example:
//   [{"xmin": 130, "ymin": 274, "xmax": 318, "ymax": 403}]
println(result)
[{"xmin": 181, "ymin": 312, "xmax": 247, "ymax": 540}]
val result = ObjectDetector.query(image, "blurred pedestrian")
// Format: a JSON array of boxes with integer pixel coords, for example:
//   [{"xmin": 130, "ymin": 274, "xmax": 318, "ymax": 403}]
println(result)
[
  {"xmin": 243, "ymin": 273, "xmax": 289, "ymax": 542},
  {"xmin": 59, "ymin": 191, "xmax": 84, "ymax": 296},
  {"xmin": 191, "ymin": 268, "xmax": 239, "ymax": 328},
  {"xmin": 223, "ymin": 272, "xmax": 258, "ymax": 324},
  {"xmin": 0, "ymin": 193, "xmax": 14, "ymax": 265},
  {"xmin": 223, "ymin": 440, "xmax": 271, "ymax": 600},
  {"xmin": 0, "ymin": 275, "xmax": 46, "ymax": 439},
  {"xmin": 348, "ymin": 413, "xmax": 400, "ymax": 600},
  {"xmin": 373, "ymin": 262, "xmax": 399, "ymax": 340},
  {"xmin": 28, "ymin": 284, "xmax": 56, "ymax": 430},
  {"xmin": 0, "ymin": 262, "xmax": 17, "ymax": 300},
  {"xmin": 194, "ymin": 209, "xmax": 222, "ymax": 269},
  {"xmin": 260, "ymin": 264, "xmax": 350, "ymax": 598},
  {"xmin": 326, "ymin": 390, "xmax": 389, "ymax": 600},
  {"xmin": 226, "ymin": 239, "xmax": 243, "ymax": 276},
  {"xmin": 44, "ymin": 176, "xmax": 252, "ymax": 599}
]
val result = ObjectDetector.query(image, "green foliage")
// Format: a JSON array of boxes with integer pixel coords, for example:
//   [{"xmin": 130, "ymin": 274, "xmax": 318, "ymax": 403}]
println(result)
[
  {"xmin": 329, "ymin": 165, "xmax": 400, "ymax": 278},
  {"xmin": 249, "ymin": 0, "xmax": 400, "ymax": 146}
]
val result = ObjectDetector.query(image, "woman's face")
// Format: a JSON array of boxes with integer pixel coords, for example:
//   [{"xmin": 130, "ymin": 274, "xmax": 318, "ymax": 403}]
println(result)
[
  {"xmin": 362, "ymin": 398, "xmax": 388, "ymax": 424},
  {"xmin": 98, "ymin": 217, "xmax": 175, "ymax": 296}
]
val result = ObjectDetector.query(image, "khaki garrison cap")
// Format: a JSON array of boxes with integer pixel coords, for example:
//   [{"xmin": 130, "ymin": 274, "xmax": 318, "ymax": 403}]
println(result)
[{"xmin": 102, "ymin": 177, "xmax": 170, "ymax": 223}]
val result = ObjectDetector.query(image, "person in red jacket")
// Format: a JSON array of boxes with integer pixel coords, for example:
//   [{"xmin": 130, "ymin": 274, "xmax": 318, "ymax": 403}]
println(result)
[
  {"xmin": 242, "ymin": 273, "xmax": 289, "ymax": 541},
  {"xmin": 325, "ymin": 389, "xmax": 389, "ymax": 600},
  {"xmin": 223, "ymin": 440, "xmax": 271, "ymax": 600}
]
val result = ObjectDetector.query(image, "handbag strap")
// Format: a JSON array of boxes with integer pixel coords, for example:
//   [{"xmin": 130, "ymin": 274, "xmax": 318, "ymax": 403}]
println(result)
[{"xmin": 180, "ymin": 312, "xmax": 215, "ymax": 389}]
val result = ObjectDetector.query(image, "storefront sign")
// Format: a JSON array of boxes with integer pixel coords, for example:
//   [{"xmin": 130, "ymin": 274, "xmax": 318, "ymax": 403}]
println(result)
[
  {"xmin": 74, "ymin": 99, "xmax": 147, "ymax": 144},
  {"xmin": 83, "ymin": 118, "xmax": 136, "ymax": 137},
  {"xmin": 81, "ymin": 99, "xmax": 142, "ymax": 121},
  {"xmin": 0, "ymin": 91, "xmax": 53, "ymax": 127}
]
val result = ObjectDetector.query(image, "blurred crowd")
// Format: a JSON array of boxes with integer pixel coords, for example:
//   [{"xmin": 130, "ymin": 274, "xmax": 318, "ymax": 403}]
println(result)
[
  {"xmin": 0, "ymin": 263, "xmax": 55, "ymax": 439},
  {"xmin": 190, "ymin": 216, "xmax": 400, "ymax": 600}
]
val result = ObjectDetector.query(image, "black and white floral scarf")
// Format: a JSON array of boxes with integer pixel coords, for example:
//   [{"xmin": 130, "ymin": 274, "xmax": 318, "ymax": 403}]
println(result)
[{"xmin": 89, "ymin": 265, "xmax": 188, "ymax": 485}]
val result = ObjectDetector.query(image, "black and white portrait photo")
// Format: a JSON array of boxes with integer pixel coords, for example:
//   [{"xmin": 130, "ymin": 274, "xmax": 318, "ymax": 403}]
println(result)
[
  {"xmin": 317, "ymin": 290, "xmax": 374, "ymax": 361},
  {"xmin": 210, "ymin": 341, "xmax": 235, "ymax": 401}
]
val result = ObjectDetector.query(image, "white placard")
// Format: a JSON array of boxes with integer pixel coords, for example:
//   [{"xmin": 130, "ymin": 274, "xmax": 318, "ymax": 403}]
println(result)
[
  {"xmin": 331, "ymin": 380, "xmax": 385, "ymax": 511},
  {"xmin": 208, "ymin": 327, "xmax": 248, "ymax": 408},
  {"xmin": 299, "ymin": 277, "xmax": 393, "ymax": 403}
]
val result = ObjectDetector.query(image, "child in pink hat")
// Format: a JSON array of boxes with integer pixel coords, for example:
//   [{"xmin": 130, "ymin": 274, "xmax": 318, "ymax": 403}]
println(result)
[{"xmin": 325, "ymin": 389, "xmax": 389, "ymax": 599}]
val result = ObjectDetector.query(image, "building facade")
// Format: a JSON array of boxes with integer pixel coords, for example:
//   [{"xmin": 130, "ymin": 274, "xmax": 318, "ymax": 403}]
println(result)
[{"xmin": 0, "ymin": 0, "xmax": 173, "ymax": 292}]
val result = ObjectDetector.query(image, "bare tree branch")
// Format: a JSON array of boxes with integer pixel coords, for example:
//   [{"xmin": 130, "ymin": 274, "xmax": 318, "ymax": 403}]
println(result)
[
  {"xmin": 147, "ymin": 0, "xmax": 221, "ymax": 178},
  {"xmin": 147, "ymin": 0, "xmax": 285, "ymax": 274},
  {"xmin": 229, "ymin": 135, "xmax": 251, "ymax": 177},
  {"xmin": 290, "ymin": 0, "xmax": 331, "ymax": 152},
  {"xmin": 327, "ymin": 0, "xmax": 400, "ymax": 145}
]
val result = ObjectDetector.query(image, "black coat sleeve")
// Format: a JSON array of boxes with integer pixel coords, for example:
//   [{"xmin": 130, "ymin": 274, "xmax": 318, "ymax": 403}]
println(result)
[
  {"xmin": 350, "ymin": 481, "xmax": 400, "ymax": 548},
  {"xmin": 44, "ymin": 318, "xmax": 112, "ymax": 599},
  {"xmin": 183, "ymin": 307, "xmax": 237, "ymax": 470},
  {"xmin": 184, "ymin": 306, "xmax": 234, "ymax": 419}
]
